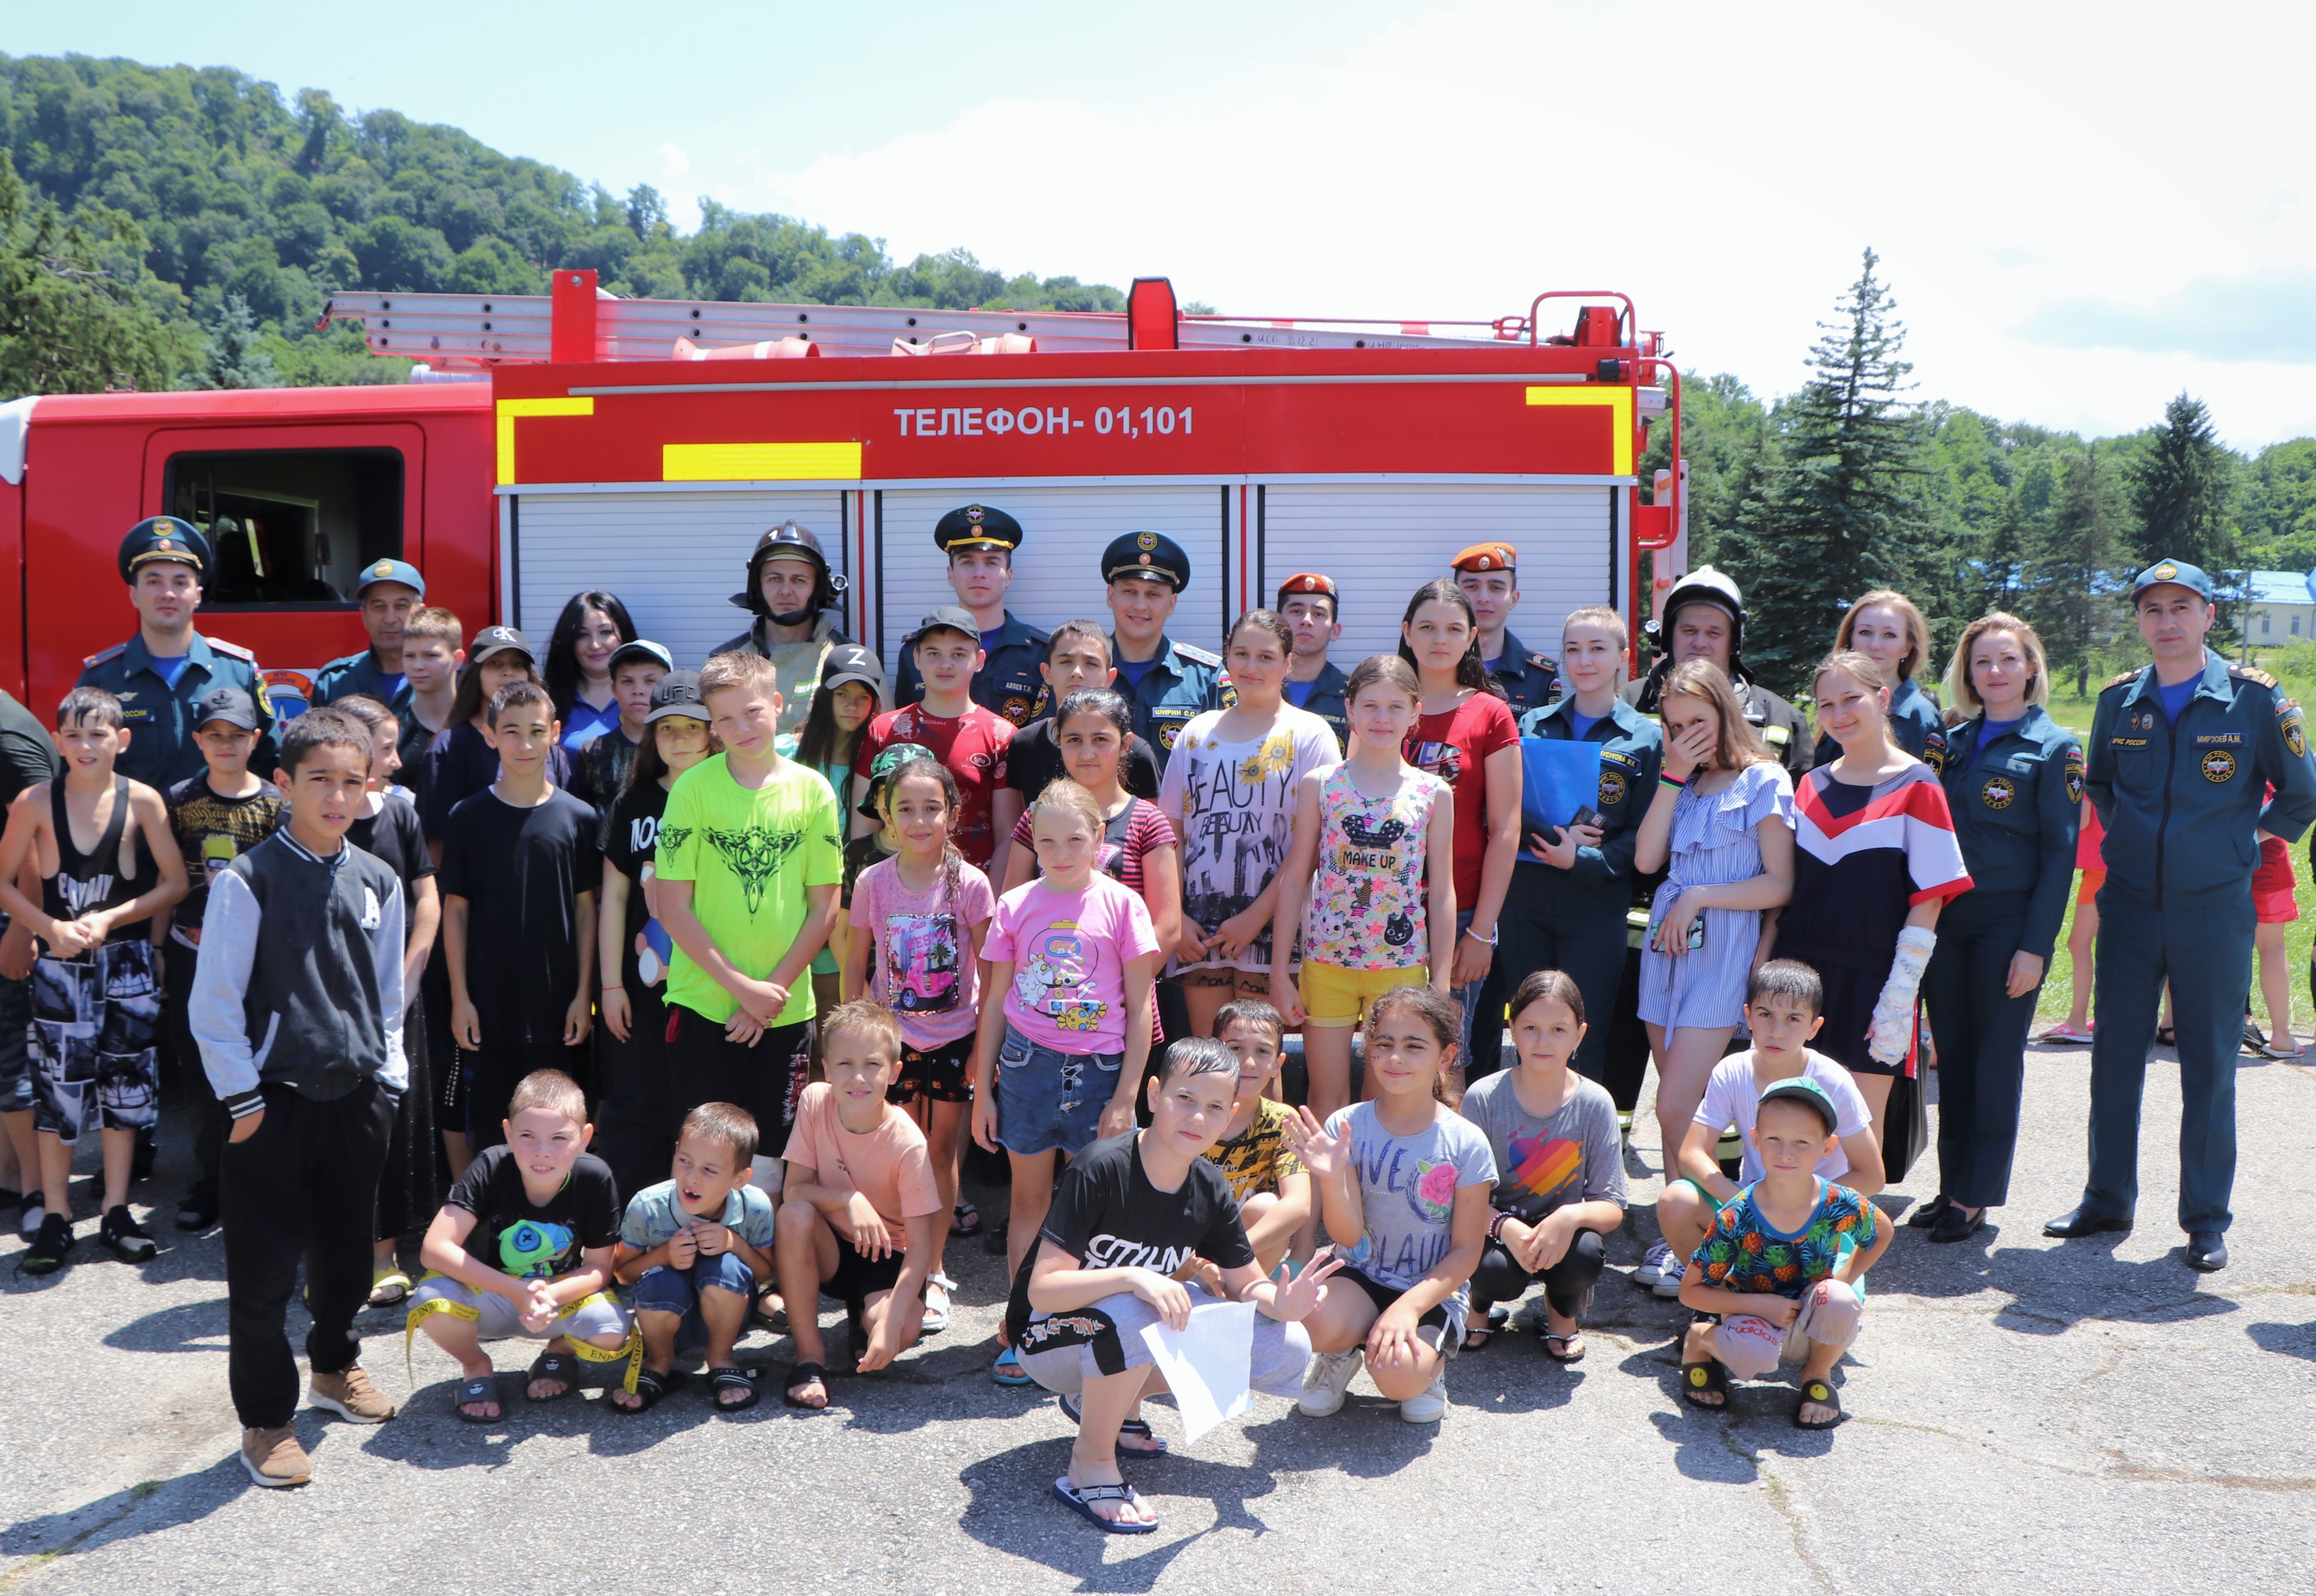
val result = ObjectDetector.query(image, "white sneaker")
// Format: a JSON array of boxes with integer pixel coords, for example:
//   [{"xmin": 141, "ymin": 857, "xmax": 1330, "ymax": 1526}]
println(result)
[
  {"xmin": 1652, "ymin": 1247, "xmax": 1690, "ymax": 1299},
  {"xmin": 1634, "ymin": 1239, "xmax": 1675, "ymax": 1289},
  {"xmin": 1298, "ymin": 1349, "xmax": 1363, "ymax": 1417},
  {"xmin": 1398, "ymin": 1369, "xmax": 1449, "ymax": 1423}
]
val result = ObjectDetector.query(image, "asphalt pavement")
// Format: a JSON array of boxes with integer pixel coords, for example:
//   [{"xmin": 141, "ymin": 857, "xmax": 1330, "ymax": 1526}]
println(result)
[{"xmin": 2, "ymin": 1041, "xmax": 2312, "ymax": 1595}]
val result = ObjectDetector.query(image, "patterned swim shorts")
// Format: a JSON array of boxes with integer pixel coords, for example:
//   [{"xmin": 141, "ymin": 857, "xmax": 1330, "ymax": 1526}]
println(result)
[{"xmin": 30, "ymin": 941, "xmax": 161, "ymax": 1143}]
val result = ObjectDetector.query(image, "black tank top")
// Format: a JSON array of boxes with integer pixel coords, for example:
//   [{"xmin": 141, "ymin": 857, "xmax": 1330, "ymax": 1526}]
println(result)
[{"xmin": 42, "ymin": 777, "xmax": 158, "ymax": 946}]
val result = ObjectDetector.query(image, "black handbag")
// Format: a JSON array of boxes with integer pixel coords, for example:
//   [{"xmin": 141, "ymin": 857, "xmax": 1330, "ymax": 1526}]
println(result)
[{"xmin": 1883, "ymin": 1016, "xmax": 1932, "ymax": 1182}]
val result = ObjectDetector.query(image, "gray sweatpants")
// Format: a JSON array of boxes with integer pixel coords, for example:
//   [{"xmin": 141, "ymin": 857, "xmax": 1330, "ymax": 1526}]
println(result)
[{"xmin": 1018, "ymin": 1284, "xmax": 1311, "ymax": 1398}]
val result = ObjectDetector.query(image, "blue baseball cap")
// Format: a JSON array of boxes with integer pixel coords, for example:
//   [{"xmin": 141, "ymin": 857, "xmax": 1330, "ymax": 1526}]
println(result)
[
  {"xmin": 354, "ymin": 558, "xmax": 425, "ymax": 599},
  {"xmin": 2130, "ymin": 558, "xmax": 2215, "ymax": 603}
]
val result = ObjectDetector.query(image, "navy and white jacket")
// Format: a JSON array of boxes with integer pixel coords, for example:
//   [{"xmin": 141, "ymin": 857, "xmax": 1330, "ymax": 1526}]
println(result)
[{"xmin": 190, "ymin": 830, "xmax": 407, "ymax": 1120}]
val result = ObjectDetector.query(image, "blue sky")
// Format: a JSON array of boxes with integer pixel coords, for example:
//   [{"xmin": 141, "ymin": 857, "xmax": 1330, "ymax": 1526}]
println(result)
[{"xmin": 13, "ymin": 1, "xmax": 2314, "ymax": 445}]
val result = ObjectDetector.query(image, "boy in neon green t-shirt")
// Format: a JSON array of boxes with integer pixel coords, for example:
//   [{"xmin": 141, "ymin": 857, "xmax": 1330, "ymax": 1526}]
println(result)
[{"xmin": 658, "ymin": 652, "xmax": 842, "ymax": 1181}]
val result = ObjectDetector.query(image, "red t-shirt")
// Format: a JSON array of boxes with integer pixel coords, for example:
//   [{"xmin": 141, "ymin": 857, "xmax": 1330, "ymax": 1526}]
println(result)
[
  {"xmin": 855, "ymin": 702, "xmax": 1014, "ymax": 868},
  {"xmin": 1405, "ymin": 691, "xmax": 1520, "ymax": 907}
]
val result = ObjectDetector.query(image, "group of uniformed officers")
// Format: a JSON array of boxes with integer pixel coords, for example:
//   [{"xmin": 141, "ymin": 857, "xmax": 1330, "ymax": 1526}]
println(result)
[{"xmin": 46, "ymin": 507, "xmax": 2316, "ymax": 1276}]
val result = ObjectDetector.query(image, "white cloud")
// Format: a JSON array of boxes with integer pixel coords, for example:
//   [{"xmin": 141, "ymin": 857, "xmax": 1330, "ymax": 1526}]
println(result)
[
  {"xmin": 692, "ymin": 0, "xmax": 2316, "ymax": 446},
  {"xmin": 657, "ymin": 141, "xmax": 691, "ymax": 177}
]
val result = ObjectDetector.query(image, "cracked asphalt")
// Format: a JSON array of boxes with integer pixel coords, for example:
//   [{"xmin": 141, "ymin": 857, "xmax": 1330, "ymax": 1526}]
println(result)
[{"xmin": 3, "ymin": 1041, "xmax": 2312, "ymax": 1595}]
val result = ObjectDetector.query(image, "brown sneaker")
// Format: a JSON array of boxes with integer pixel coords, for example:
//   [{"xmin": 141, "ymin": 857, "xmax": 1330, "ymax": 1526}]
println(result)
[
  {"xmin": 310, "ymin": 1365, "xmax": 395, "ymax": 1423},
  {"xmin": 239, "ymin": 1426, "xmax": 312, "ymax": 1488}
]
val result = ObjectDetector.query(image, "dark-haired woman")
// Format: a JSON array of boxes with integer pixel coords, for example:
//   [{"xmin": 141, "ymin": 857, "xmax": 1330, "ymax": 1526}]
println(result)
[
  {"xmin": 1918, "ymin": 616, "xmax": 2078, "ymax": 1242},
  {"xmin": 543, "ymin": 589, "xmax": 638, "ymax": 750},
  {"xmin": 1398, "ymin": 579, "xmax": 1521, "ymax": 1095}
]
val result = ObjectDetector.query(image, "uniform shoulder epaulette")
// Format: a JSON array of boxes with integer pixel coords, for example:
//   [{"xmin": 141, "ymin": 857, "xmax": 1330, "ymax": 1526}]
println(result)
[
  {"xmin": 2100, "ymin": 669, "xmax": 2141, "ymax": 692},
  {"xmin": 2228, "ymin": 664, "xmax": 2279, "ymax": 690},
  {"xmin": 81, "ymin": 642, "xmax": 126, "ymax": 667},
  {"xmin": 1526, "ymin": 652, "xmax": 1558, "ymax": 672},
  {"xmin": 1174, "ymin": 641, "xmax": 1222, "ymax": 667},
  {"xmin": 1020, "ymin": 620, "xmax": 1051, "ymax": 643},
  {"xmin": 207, "ymin": 637, "xmax": 257, "ymax": 662}
]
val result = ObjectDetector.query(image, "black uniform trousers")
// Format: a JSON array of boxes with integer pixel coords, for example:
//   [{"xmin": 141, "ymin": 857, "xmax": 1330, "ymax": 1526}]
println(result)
[
  {"xmin": 163, "ymin": 946, "xmax": 229, "ymax": 1200},
  {"xmin": 1920, "ymin": 891, "xmax": 2038, "ymax": 1209},
  {"xmin": 222, "ymin": 1079, "xmax": 394, "ymax": 1430},
  {"xmin": 592, "ymin": 981, "xmax": 672, "ymax": 1203},
  {"xmin": 1498, "ymin": 866, "xmax": 1630, "ymax": 1084}
]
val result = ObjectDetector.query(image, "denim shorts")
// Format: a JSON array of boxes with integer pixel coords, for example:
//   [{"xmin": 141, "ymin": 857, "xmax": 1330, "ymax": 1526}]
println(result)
[
  {"xmin": 993, "ymin": 1024, "xmax": 1123, "ymax": 1157},
  {"xmin": 628, "ymin": 1251, "xmax": 758, "ymax": 1352}
]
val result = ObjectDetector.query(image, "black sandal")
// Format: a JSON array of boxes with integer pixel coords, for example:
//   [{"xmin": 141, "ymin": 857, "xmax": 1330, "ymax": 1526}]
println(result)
[
  {"xmin": 950, "ymin": 1201, "xmax": 984, "ymax": 1238},
  {"xmin": 1542, "ymin": 1330, "xmax": 1586, "ymax": 1363},
  {"xmin": 453, "ymin": 1374, "xmax": 502, "ymax": 1423},
  {"xmin": 784, "ymin": 1361, "xmax": 830, "ymax": 1410},
  {"xmin": 1462, "ymin": 1304, "xmax": 1509, "ymax": 1351},
  {"xmin": 613, "ymin": 1366, "xmax": 683, "ymax": 1413},
  {"xmin": 525, "ymin": 1350, "xmax": 582, "ymax": 1401},
  {"xmin": 708, "ymin": 1365, "xmax": 759, "ymax": 1413},
  {"xmin": 1794, "ymin": 1378, "xmax": 1843, "ymax": 1429},
  {"xmin": 1681, "ymin": 1357, "xmax": 1729, "ymax": 1408},
  {"xmin": 1058, "ymin": 1392, "xmax": 1168, "ymax": 1456},
  {"xmin": 753, "ymin": 1289, "xmax": 788, "ymax": 1332}
]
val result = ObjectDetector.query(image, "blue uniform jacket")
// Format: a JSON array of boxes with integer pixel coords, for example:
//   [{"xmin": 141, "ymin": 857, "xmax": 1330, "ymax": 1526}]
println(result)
[
  {"xmin": 1515, "ymin": 695, "xmax": 1663, "ymax": 900},
  {"xmin": 1487, "ymin": 626, "xmax": 1561, "ymax": 722},
  {"xmin": 892, "ymin": 609, "xmax": 1051, "ymax": 728},
  {"xmin": 78, "ymin": 631, "xmax": 278, "ymax": 788},
  {"xmin": 311, "ymin": 647, "xmax": 414, "ymax": 715},
  {"xmin": 1115, "ymin": 634, "xmax": 1227, "ymax": 771},
  {"xmin": 1815, "ymin": 674, "xmax": 1948, "ymax": 772},
  {"xmin": 1938, "ymin": 705, "xmax": 2081, "ymax": 961},
  {"xmin": 2086, "ymin": 650, "xmax": 2316, "ymax": 908},
  {"xmin": 1287, "ymin": 659, "xmax": 1350, "ymax": 751}
]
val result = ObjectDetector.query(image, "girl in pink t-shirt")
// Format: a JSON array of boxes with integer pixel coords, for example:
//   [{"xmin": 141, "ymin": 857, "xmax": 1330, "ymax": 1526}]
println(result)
[
  {"xmin": 843, "ymin": 756, "xmax": 995, "ymax": 1322},
  {"xmin": 969, "ymin": 780, "xmax": 1162, "ymax": 1384}
]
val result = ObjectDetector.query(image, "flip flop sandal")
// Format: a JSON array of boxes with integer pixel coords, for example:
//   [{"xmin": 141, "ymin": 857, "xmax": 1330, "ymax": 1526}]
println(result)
[
  {"xmin": 368, "ymin": 1269, "xmax": 412, "ymax": 1306},
  {"xmin": 1681, "ymin": 1357, "xmax": 1729, "ymax": 1409},
  {"xmin": 525, "ymin": 1351, "xmax": 582, "ymax": 1401},
  {"xmin": 950, "ymin": 1202, "xmax": 984, "ymax": 1238},
  {"xmin": 611, "ymin": 1367, "xmax": 683, "ymax": 1413},
  {"xmin": 1794, "ymin": 1378, "xmax": 1844, "ymax": 1429},
  {"xmin": 1058, "ymin": 1392, "xmax": 1168, "ymax": 1456},
  {"xmin": 1462, "ymin": 1305, "xmax": 1510, "ymax": 1351},
  {"xmin": 453, "ymin": 1374, "xmax": 502, "ymax": 1423},
  {"xmin": 1542, "ymin": 1331, "xmax": 1586, "ymax": 1363},
  {"xmin": 783, "ymin": 1361, "xmax": 830, "ymax": 1410},
  {"xmin": 1050, "ymin": 1475, "xmax": 1159, "ymax": 1535},
  {"xmin": 708, "ymin": 1365, "xmax": 760, "ymax": 1413}
]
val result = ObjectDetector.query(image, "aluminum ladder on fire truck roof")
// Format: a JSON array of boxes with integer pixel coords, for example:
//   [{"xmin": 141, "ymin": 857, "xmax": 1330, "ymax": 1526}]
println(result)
[{"xmin": 318, "ymin": 286, "xmax": 1607, "ymax": 370}]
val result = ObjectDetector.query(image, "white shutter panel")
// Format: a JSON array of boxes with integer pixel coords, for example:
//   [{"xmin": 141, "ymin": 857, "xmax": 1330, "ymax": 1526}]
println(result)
[
  {"xmin": 875, "ymin": 485, "xmax": 1227, "ymax": 676},
  {"xmin": 1258, "ymin": 485, "xmax": 1614, "ymax": 665},
  {"xmin": 510, "ymin": 490, "xmax": 847, "ymax": 665}
]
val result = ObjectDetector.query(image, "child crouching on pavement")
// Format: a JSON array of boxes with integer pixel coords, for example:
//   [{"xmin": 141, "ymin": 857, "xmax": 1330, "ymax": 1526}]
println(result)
[
  {"xmin": 1677, "ymin": 1075, "xmax": 1890, "ymax": 1429},
  {"xmin": 776, "ymin": 1000, "xmax": 943, "ymax": 1410},
  {"xmin": 1012, "ymin": 1036, "xmax": 1342, "ymax": 1536},
  {"xmin": 1202, "ymin": 1000, "xmax": 1311, "ymax": 1276},
  {"xmin": 409, "ymin": 1070, "xmax": 631, "ymax": 1423},
  {"xmin": 611, "ymin": 1101, "xmax": 776, "ymax": 1415}
]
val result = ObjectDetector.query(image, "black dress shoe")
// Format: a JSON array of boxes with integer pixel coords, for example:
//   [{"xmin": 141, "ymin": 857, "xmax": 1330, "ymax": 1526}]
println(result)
[
  {"xmin": 2184, "ymin": 1231, "xmax": 2230, "ymax": 1272},
  {"xmin": 1929, "ymin": 1204, "xmax": 1986, "ymax": 1243},
  {"xmin": 2044, "ymin": 1204, "xmax": 2133, "ymax": 1238},
  {"xmin": 1907, "ymin": 1194, "xmax": 1953, "ymax": 1230}
]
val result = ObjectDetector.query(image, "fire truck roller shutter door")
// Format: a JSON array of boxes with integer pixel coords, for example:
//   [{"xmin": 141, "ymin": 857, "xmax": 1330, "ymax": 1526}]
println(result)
[
  {"xmin": 1256, "ymin": 484, "xmax": 1613, "ymax": 667},
  {"xmin": 874, "ymin": 485, "xmax": 1226, "ymax": 687},
  {"xmin": 507, "ymin": 490, "xmax": 849, "ymax": 667}
]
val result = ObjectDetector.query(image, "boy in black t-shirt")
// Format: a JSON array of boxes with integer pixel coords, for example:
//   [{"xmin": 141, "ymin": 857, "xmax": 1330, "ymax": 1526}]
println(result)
[
  {"xmin": 1011, "ymin": 1037, "xmax": 1341, "ymax": 1535},
  {"xmin": 1005, "ymin": 621, "xmax": 1163, "ymax": 805},
  {"xmin": 162, "ymin": 687, "xmax": 283, "ymax": 1231},
  {"xmin": 439, "ymin": 681, "xmax": 600, "ymax": 1148},
  {"xmin": 409, "ymin": 1070, "xmax": 630, "ymax": 1422}
]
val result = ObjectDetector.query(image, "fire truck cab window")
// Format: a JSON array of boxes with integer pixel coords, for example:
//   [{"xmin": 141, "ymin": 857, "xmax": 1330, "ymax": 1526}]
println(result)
[{"xmin": 163, "ymin": 450, "xmax": 404, "ymax": 608}]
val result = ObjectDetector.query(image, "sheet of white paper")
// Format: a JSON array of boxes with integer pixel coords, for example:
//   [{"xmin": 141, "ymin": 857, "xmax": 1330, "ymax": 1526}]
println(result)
[{"xmin": 1138, "ymin": 1299, "xmax": 1255, "ymax": 1444}]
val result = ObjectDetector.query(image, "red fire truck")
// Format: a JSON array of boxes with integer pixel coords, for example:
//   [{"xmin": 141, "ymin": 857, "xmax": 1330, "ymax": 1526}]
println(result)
[{"xmin": 0, "ymin": 271, "xmax": 1683, "ymax": 718}]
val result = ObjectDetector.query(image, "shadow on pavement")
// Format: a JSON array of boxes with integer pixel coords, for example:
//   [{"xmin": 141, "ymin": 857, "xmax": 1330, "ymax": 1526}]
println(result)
[
  {"xmin": 2244, "ymin": 1320, "xmax": 2316, "ymax": 1361},
  {"xmin": 0, "ymin": 1455, "xmax": 239, "ymax": 1564}
]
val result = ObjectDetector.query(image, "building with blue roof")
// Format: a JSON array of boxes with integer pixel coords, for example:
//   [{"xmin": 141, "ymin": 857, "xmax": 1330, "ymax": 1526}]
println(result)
[{"xmin": 2242, "ymin": 570, "xmax": 2316, "ymax": 644}]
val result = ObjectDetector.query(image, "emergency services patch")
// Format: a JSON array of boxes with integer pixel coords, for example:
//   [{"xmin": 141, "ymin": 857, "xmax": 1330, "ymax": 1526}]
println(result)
[
  {"xmin": 2064, "ymin": 745, "xmax": 2086, "ymax": 805},
  {"xmin": 1980, "ymin": 774, "xmax": 2016, "ymax": 810},
  {"xmin": 1002, "ymin": 695, "xmax": 1034, "ymax": 725},
  {"xmin": 2201, "ymin": 749, "xmax": 2237, "ymax": 784},
  {"xmin": 2281, "ymin": 699, "xmax": 2307, "ymax": 761},
  {"xmin": 1599, "ymin": 770, "xmax": 1627, "ymax": 806},
  {"xmin": 1924, "ymin": 739, "xmax": 1947, "ymax": 774}
]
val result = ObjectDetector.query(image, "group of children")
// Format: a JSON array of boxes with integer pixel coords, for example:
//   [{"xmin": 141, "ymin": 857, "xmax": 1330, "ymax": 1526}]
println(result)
[{"xmin": 0, "ymin": 572, "xmax": 1914, "ymax": 1520}]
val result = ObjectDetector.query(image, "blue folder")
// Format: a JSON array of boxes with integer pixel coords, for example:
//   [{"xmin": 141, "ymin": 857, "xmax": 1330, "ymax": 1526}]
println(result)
[{"xmin": 1518, "ymin": 737, "xmax": 1603, "ymax": 863}]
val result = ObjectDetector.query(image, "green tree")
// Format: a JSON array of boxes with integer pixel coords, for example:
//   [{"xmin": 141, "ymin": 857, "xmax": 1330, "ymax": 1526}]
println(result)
[
  {"xmin": 2129, "ymin": 392, "xmax": 2236, "ymax": 574},
  {"xmin": 0, "ymin": 149, "xmax": 186, "ymax": 393},
  {"xmin": 188, "ymin": 291, "xmax": 278, "ymax": 388},
  {"xmin": 1722, "ymin": 249, "xmax": 1928, "ymax": 694},
  {"xmin": 2026, "ymin": 450, "xmax": 2125, "ymax": 696}
]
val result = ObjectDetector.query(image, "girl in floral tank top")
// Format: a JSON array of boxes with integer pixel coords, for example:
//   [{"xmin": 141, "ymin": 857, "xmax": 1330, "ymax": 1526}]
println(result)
[{"xmin": 1272, "ymin": 655, "xmax": 1461, "ymax": 1118}]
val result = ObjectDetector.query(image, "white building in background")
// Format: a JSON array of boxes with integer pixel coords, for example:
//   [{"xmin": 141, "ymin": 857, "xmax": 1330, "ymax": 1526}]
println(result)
[{"xmin": 2244, "ymin": 570, "xmax": 2316, "ymax": 644}]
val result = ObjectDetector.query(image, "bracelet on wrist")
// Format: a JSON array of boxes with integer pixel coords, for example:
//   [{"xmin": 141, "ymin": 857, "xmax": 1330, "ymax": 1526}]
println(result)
[
  {"xmin": 1464, "ymin": 925, "xmax": 1498, "ymax": 947},
  {"xmin": 1659, "ymin": 771, "xmax": 1689, "ymax": 790}
]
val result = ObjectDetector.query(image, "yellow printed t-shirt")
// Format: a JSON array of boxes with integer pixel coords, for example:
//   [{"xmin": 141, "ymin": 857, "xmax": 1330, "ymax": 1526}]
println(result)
[{"xmin": 656, "ymin": 754, "xmax": 843, "ymax": 1026}]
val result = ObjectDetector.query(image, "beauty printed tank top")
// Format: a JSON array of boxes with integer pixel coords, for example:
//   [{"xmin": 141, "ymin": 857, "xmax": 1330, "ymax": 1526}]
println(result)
[{"xmin": 42, "ymin": 778, "xmax": 158, "ymax": 946}]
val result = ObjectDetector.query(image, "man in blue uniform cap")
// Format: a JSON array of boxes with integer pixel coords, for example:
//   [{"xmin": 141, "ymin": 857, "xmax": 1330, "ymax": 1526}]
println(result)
[
  {"xmin": 78, "ymin": 517, "xmax": 277, "ymax": 789},
  {"xmin": 312, "ymin": 558, "xmax": 426, "ymax": 713},
  {"xmin": 1100, "ymin": 530, "xmax": 1224, "ymax": 771},
  {"xmin": 2046, "ymin": 558, "xmax": 2316, "ymax": 1272},
  {"xmin": 892, "ymin": 504, "xmax": 1051, "ymax": 728}
]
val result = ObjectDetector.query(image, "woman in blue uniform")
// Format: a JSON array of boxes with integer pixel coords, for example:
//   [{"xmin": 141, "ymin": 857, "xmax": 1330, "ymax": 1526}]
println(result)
[
  {"xmin": 1814, "ymin": 590, "xmax": 1948, "ymax": 771},
  {"xmin": 1917, "ymin": 614, "xmax": 2080, "ymax": 1242}
]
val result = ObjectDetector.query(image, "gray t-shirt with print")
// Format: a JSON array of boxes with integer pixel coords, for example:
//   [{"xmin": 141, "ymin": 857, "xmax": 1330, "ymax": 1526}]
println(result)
[{"xmin": 1457, "ymin": 1070, "xmax": 1627, "ymax": 1220}]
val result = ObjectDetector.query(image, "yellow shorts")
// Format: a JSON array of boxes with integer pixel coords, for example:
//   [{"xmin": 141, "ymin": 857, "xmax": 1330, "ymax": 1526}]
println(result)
[{"xmin": 1299, "ymin": 961, "xmax": 1430, "ymax": 1027}]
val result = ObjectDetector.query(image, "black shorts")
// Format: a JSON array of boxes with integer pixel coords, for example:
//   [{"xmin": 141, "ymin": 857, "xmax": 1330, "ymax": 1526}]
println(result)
[
  {"xmin": 824, "ymin": 1234, "xmax": 905, "ymax": 1307},
  {"xmin": 887, "ymin": 1034, "xmax": 972, "ymax": 1106},
  {"xmin": 1338, "ymin": 1262, "xmax": 1450, "ymax": 1333},
  {"xmin": 664, "ymin": 1004, "xmax": 812, "ymax": 1158}
]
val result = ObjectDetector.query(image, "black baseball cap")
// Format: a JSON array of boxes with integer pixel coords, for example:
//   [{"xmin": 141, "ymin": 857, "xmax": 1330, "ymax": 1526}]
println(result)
[
  {"xmin": 822, "ymin": 643, "xmax": 887, "ymax": 698},
  {"xmin": 467, "ymin": 625, "xmax": 534, "ymax": 665},
  {"xmin": 908, "ymin": 606, "xmax": 981, "ymax": 647},
  {"xmin": 644, "ymin": 670, "xmax": 708, "ymax": 723},
  {"xmin": 194, "ymin": 686, "xmax": 259, "ymax": 731}
]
